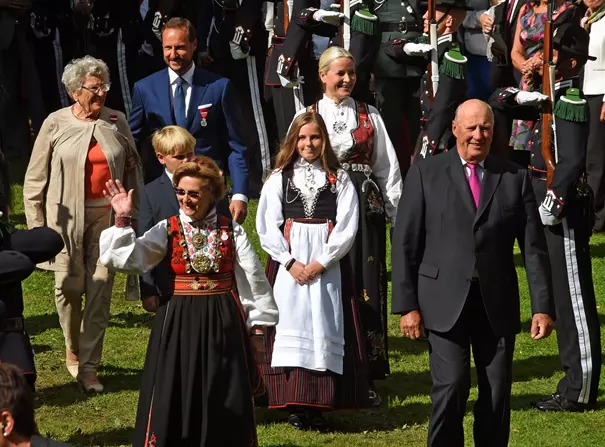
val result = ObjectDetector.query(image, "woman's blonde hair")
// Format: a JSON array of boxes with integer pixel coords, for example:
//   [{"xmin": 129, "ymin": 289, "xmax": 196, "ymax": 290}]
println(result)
[
  {"xmin": 318, "ymin": 46, "xmax": 355, "ymax": 88},
  {"xmin": 273, "ymin": 112, "xmax": 340, "ymax": 175},
  {"xmin": 152, "ymin": 125, "xmax": 196, "ymax": 156},
  {"xmin": 172, "ymin": 156, "xmax": 225, "ymax": 202}
]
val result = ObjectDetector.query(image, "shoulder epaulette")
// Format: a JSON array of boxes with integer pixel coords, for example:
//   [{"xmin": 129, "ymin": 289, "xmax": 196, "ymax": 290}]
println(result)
[
  {"xmin": 440, "ymin": 44, "xmax": 467, "ymax": 80},
  {"xmin": 351, "ymin": 8, "xmax": 378, "ymax": 35},
  {"xmin": 554, "ymin": 88, "xmax": 588, "ymax": 122}
]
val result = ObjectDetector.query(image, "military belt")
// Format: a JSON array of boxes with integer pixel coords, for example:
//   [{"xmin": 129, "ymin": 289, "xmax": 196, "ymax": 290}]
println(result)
[
  {"xmin": 380, "ymin": 22, "xmax": 422, "ymax": 33},
  {"xmin": 0, "ymin": 317, "xmax": 25, "ymax": 332}
]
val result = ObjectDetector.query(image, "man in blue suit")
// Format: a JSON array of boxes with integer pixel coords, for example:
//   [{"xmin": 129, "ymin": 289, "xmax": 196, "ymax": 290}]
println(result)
[{"xmin": 129, "ymin": 17, "xmax": 249, "ymax": 223}]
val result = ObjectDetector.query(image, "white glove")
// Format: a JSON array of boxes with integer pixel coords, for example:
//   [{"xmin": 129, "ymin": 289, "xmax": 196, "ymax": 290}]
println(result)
[
  {"xmin": 229, "ymin": 42, "xmax": 249, "ymax": 60},
  {"xmin": 516, "ymin": 91, "xmax": 549, "ymax": 106},
  {"xmin": 403, "ymin": 43, "xmax": 433, "ymax": 56},
  {"xmin": 278, "ymin": 73, "xmax": 305, "ymax": 88},
  {"xmin": 312, "ymin": 9, "xmax": 344, "ymax": 26},
  {"xmin": 539, "ymin": 203, "xmax": 562, "ymax": 226}
]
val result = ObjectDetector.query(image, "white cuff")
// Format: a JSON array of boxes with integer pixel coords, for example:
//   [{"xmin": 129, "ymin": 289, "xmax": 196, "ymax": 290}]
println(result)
[
  {"xmin": 316, "ymin": 253, "xmax": 333, "ymax": 270},
  {"xmin": 277, "ymin": 252, "xmax": 294, "ymax": 266},
  {"xmin": 231, "ymin": 193, "xmax": 249, "ymax": 203}
]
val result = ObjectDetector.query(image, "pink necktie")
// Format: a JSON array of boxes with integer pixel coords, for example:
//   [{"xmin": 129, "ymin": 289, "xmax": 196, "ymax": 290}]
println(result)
[{"xmin": 467, "ymin": 163, "xmax": 481, "ymax": 208}]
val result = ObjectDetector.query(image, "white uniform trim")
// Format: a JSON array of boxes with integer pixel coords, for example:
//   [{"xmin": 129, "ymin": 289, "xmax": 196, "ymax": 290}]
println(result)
[
  {"xmin": 562, "ymin": 218, "xmax": 593, "ymax": 404},
  {"xmin": 117, "ymin": 29, "xmax": 133, "ymax": 118},
  {"xmin": 246, "ymin": 56, "xmax": 272, "ymax": 174}
]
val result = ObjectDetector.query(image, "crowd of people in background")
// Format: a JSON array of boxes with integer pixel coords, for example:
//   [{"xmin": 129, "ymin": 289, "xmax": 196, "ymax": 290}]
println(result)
[{"xmin": 0, "ymin": 0, "xmax": 604, "ymax": 445}]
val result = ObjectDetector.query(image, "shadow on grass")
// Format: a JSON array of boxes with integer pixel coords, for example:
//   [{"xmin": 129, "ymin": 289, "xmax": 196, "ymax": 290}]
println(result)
[
  {"xmin": 31, "ymin": 344, "xmax": 53, "ymax": 354},
  {"xmin": 66, "ymin": 427, "xmax": 133, "ymax": 447},
  {"xmin": 26, "ymin": 313, "xmax": 61, "ymax": 337},
  {"xmin": 110, "ymin": 311, "xmax": 154, "ymax": 329},
  {"xmin": 37, "ymin": 365, "xmax": 141, "ymax": 408}
]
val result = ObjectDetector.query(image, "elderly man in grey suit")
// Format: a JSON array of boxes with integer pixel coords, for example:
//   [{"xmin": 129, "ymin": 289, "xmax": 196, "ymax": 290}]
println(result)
[{"xmin": 392, "ymin": 99, "xmax": 554, "ymax": 447}]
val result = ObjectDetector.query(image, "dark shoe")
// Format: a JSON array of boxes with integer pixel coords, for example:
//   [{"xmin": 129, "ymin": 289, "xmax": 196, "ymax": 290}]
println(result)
[
  {"xmin": 532, "ymin": 394, "xmax": 595, "ymax": 412},
  {"xmin": 287, "ymin": 412, "xmax": 307, "ymax": 430},
  {"xmin": 368, "ymin": 388, "xmax": 382, "ymax": 407},
  {"xmin": 306, "ymin": 409, "xmax": 328, "ymax": 432}
]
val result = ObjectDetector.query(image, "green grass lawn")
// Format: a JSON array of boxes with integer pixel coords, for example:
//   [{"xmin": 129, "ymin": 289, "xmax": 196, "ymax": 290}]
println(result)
[{"xmin": 8, "ymin": 164, "xmax": 605, "ymax": 446}]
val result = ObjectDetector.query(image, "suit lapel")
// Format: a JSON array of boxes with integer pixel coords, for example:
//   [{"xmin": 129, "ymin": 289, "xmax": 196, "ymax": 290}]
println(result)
[
  {"xmin": 156, "ymin": 69, "xmax": 174, "ymax": 125},
  {"xmin": 448, "ymin": 150, "xmax": 476, "ymax": 217},
  {"xmin": 186, "ymin": 68, "xmax": 209, "ymax": 131},
  {"xmin": 160, "ymin": 173, "xmax": 179, "ymax": 213},
  {"xmin": 474, "ymin": 155, "xmax": 502, "ymax": 225}
]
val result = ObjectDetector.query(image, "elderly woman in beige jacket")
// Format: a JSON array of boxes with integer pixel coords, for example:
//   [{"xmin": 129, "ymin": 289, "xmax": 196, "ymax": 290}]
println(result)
[{"xmin": 23, "ymin": 56, "xmax": 144, "ymax": 393}]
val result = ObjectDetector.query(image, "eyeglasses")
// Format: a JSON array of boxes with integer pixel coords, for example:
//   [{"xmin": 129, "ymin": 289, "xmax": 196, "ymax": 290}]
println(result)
[
  {"xmin": 81, "ymin": 84, "xmax": 111, "ymax": 95},
  {"xmin": 174, "ymin": 187, "xmax": 203, "ymax": 199}
]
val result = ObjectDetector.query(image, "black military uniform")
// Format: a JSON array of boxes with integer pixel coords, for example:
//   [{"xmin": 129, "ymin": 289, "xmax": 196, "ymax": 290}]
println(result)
[
  {"xmin": 27, "ymin": 0, "xmax": 76, "ymax": 114},
  {"xmin": 0, "ymin": 224, "xmax": 64, "ymax": 389},
  {"xmin": 372, "ymin": 0, "xmax": 425, "ymax": 173},
  {"xmin": 85, "ymin": 0, "xmax": 144, "ymax": 115},
  {"xmin": 412, "ymin": 34, "xmax": 468, "ymax": 162},
  {"xmin": 202, "ymin": 0, "xmax": 277, "ymax": 192},
  {"xmin": 0, "ymin": 0, "xmax": 46, "ymax": 157},
  {"xmin": 266, "ymin": 0, "xmax": 331, "ymax": 140},
  {"xmin": 489, "ymin": 24, "xmax": 601, "ymax": 411}
]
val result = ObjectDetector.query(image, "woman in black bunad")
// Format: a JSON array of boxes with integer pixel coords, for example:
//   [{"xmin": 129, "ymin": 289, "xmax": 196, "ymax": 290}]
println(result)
[
  {"xmin": 293, "ymin": 46, "xmax": 402, "ymax": 401},
  {"xmin": 98, "ymin": 160, "xmax": 278, "ymax": 447},
  {"xmin": 257, "ymin": 111, "xmax": 371, "ymax": 430}
]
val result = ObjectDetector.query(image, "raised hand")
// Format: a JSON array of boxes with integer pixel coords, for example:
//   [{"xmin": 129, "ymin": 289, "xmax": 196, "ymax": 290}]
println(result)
[{"xmin": 103, "ymin": 179, "xmax": 134, "ymax": 217}]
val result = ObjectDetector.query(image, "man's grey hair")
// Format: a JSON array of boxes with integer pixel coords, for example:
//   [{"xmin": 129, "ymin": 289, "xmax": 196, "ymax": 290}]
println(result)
[
  {"xmin": 61, "ymin": 56, "xmax": 110, "ymax": 94},
  {"xmin": 453, "ymin": 100, "xmax": 495, "ymax": 125}
]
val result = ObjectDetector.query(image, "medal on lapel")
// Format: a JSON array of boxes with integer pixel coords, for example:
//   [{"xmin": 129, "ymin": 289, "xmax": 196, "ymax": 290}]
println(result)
[
  {"xmin": 328, "ymin": 172, "xmax": 337, "ymax": 193},
  {"xmin": 198, "ymin": 105, "xmax": 208, "ymax": 127},
  {"xmin": 110, "ymin": 114, "xmax": 118, "ymax": 131}
]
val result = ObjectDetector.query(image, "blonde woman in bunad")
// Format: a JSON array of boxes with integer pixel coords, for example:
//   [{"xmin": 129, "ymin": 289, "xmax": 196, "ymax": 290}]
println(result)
[
  {"xmin": 98, "ymin": 159, "xmax": 278, "ymax": 447},
  {"xmin": 257, "ymin": 111, "xmax": 371, "ymax": 430},
  {"xmin": 293, "ymin": 46, "xmax": 402, "ymax": 403}
]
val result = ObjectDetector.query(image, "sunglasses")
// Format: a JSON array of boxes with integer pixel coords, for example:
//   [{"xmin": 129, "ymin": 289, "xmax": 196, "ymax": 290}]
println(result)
[{"xmin": 174, "ymin": 187, "xmax": 204, "ymax": 199}]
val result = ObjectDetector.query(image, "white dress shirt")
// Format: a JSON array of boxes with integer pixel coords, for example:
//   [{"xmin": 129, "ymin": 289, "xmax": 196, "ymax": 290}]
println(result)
[
  {"xmin": 293, "ymin": 95, "xmax": 402, "ymax": 224},
  {"xmin": 583, "ymin": 17, "xmax": 605, "ymax": 99},
  {"xmin": 168, "ymin": 63, "xmax": 195, "ymax": 115},
  {"xmin": 461, "ymin": 156, "xmax": 485, "ymax": 183}
]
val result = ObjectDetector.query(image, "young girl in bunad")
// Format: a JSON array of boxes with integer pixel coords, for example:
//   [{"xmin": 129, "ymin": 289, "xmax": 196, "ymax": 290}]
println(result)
[
  {"xmin": 98, "ymin": 159, "xmax": 278, "ymax": 447},
  {"xmin": 256, "ymin": 111, "xmax": 371, "ymax": 430}
]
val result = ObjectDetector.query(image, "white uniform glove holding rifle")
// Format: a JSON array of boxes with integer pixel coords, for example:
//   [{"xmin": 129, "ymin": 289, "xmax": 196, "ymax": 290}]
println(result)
[
  {"xmin": 403, "ymin": 43, "xmax": 433, "ymax": 56},
  {"xmin": 516, "ymin": 91, "xmax": 550, "ymax": 106},
  {"xmin": 312, "ymin": 9, "xmax": 344, "ymax": 26}
]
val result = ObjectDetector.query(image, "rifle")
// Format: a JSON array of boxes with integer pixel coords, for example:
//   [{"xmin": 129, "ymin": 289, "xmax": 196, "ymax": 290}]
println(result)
[
  {"xmin": 339, "ymin": 0, "xmax": 351, "ymax": 50},
  {"xmin": 541, "ymin": 0, "xmax": 557, "ymax": 186},
  {"xmin": 427, "ymin": 0, "xmax": 439, "ymax": 101}
]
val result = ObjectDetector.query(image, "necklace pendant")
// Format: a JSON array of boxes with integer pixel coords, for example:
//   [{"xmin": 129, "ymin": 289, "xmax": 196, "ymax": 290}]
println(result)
[
  {"xmin": 331, "ymin": 184, "xmax": 337, "ymax": 193},
  {"xmin": 192, "ymin": 232, "xmax": 207, "ymax": 249},
  {"xmin": 201, "ymin": 118, "xmax": 207, "ymax": 127}
]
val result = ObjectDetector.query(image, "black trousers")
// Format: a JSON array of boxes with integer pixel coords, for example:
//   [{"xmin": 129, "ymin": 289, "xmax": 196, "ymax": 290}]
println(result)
[
  {"xmin": 373, "ymin": 76, "xmax": 421, "ymax": 176},
  {"xmin": 427, "ymin": 283, "xmax": 515, "ymax": 447},
  {"xmin": 533, "ymin": 179, "xmax": 601, "ymax": 404},
  {"xmin": 586, "ymin": 94, "xmax": 605, "ymax": 231}
]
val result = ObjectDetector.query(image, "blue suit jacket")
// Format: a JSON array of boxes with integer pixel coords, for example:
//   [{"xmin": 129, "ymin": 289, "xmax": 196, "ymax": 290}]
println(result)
[
  {"xmin": 129, "ymin": 67, "xmax": 249, "ymax": 195},
  {"xmin": 138, "ymin": 172, "xmax": 179, "ymax": 299}
]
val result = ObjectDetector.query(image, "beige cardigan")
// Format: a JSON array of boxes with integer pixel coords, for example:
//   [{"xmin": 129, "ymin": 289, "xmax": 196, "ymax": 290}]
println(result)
[{"xmin": 23, "ymin": 106, "xmax": 144, "ymax": 272}]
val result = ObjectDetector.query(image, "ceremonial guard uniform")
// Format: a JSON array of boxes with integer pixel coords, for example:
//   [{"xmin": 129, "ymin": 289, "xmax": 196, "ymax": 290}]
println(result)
[
  {"xmin": 100, "ymin": 208, "xmax": 278, "ymax": 446},
  {"xmin": 413, "ymin": 33, "xmax": 468, "ymax": 162},
  {"xmin": 85, "ymin": 0, "xmax": 144, "ymax": 116},
  {"xmin": 201, "ymin": 0, "xmax": 276, "ymax": 190},
  {"xmin": 490, "ymin": 69, "xmax": 601, "ymax": 409},
  {"xmin": 0, "ymin": 222, "xmax": 64, "ymax": 389},
  {"xmin": 28, "ymin": 0, "xmax": 76, "ymax": 114},
  {"xmin": 265, "ymin": 0, "xmax": 331, "ymax": 140},
  {"xmin": 372, "ymin": 0, "xmax": 425, "ymax": 172},
  {"xmin": 298, "ymin": 97, "xmax": 401, "ymax": 382}
]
